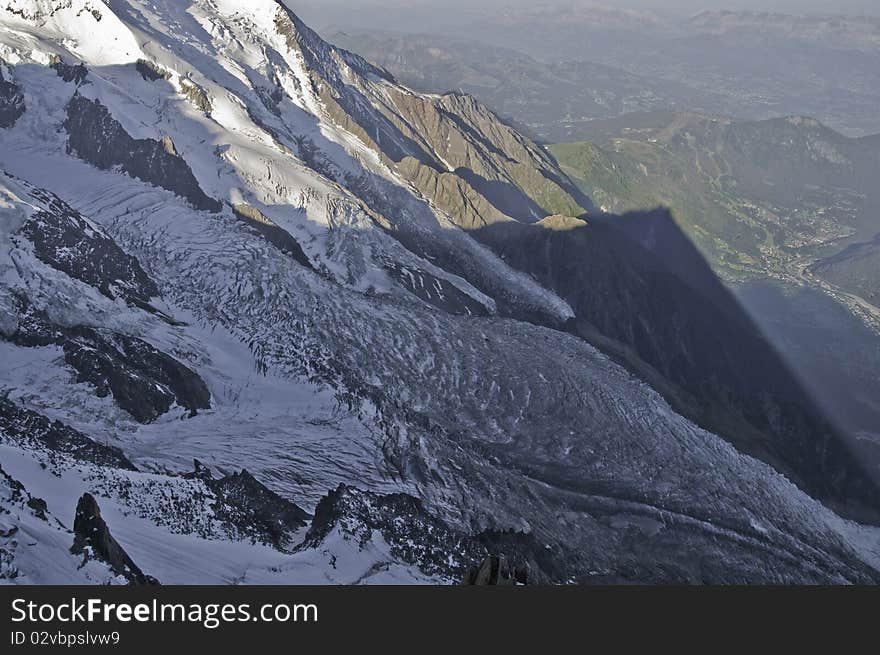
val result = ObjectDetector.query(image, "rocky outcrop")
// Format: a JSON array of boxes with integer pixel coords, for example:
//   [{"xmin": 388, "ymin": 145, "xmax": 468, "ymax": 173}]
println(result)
[
  {"xmin": 136, "ymin": 59, "xmax": 170, "ymax": 82},
  {"xmin": 272, "ymin": 2, "xmax": 587, "ymax": 227},
  {"xmin": 231, "ymin": 204, "xmax": 313, "ymax": 269},
  {"xmin": 1, "ymin": 464, "xmax": 51, "ymax": 580},
  {"xmin": 0, "ymin": 396, "xmax": 137, "ymax": 470},
  {"xmin": 0, "ymin": 62, "xmax": 25, "ymax": 128},
  {"xmin": 8, "ymin": 301, "xmax": 211, "ymax": 423},
  {"xmin": 304, "ymin": 484, "xmax": 484, "ymax": 579},
  {"xmin": 179, "ymin": 78, "xmax": 212, "ymax": 114},
  {"xmin": 302, "ymin": 484, "xmax": 565, "ymax": 583},
  {"xmin": 388, "ymin": 89, "xmax": 587, "ymax": 220},
  {"xmin": 19, "ymin": 185, "xmax": 160, "ymax": 309},
  {"xmin": 63, "ymin": 95, "xmax": 222, "ymax": 212},
  {"xmin": 185, "ymin": 460, "xmax": 310, "ymax": 549},
  {"xmin": 461, "ymin": 555, "xmax": 521, "ymax": 585},
  {"xmin": 4, "ymin": 1, "xmax": 102, "ymax": 22},
  {"xmin": 62, "ymin": 328, "xmax": 211, "ymax": 422},
  {"xmin": 71, "ymin": 493, "xmax": 158, "ymax": 585},
  {"xmin": 396, "ymin": 157, "xmax": 512, "ymax": 230},
  {"xmin": 51, "ymin": 57, "xmax": 88, "ymax": 85}
]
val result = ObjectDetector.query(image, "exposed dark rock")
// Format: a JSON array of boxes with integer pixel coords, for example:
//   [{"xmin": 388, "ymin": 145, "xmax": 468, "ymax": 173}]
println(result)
[
  {"xmin": 136, "ymin": 59, "xmax": 170, "ymax": 82},
  {"xmin": 26, "ymin": 497, "xmax": 48, "ymax": 520},
  {"xmin": 7, "ymin": 301, "xmax": 211, "ymax": 423},
  {"xmin": 179, "ymin": 79, "xmax": 212, "ymax": 114},
  {"xmin": 61, "ymin": 328, "xmax": 211, "ymax": 423},
  {"xmin": 305, "ymin": 484, "xmax": 484, "ymax": 579},
  {"xmin": 0, "ymin": 465, "xmax": 56, "ymax": 580},
  {"xmin": 0, "ymin": 62, "xmax": 25, "ymax": 128},
  {"xmin": 71, "ymin": 493, "xmax": 159, "ymax": 585},
  {"xmin": 256, "ymin": 85, "xmax": 284, "ymax": 116},
  {"xmin": 461, "ymin": 555, "xmax": 518, "ymax": 585},
  {"xmin": 231, "ymin": 204, "xmax": 313, "ymax": 269},
  {"xmin": 295, "ymin": 135, "xmax": 339, "ymax": 180},
  {"xmin": 5, "ymin": 2, "xmax": 102, "ymax": 22},
  {"xmin": 303, "ymin": 484, "xmax": 569, "ymax": 583},
  {"xmin": 183, "ymin": 458, "xmax": 214, "ymax": 482},
  {"xmin": 0, "ymin": 464, "xmax": 26, "ymax": 504},
  {"xmin": 184, "ymin": 460, "xmax": 309, "ymax": 549},
  {"xmin": 0, "ymin": 396, "xmax": 137, "ymax": 470},
  {"xmin": 6, "ymin": 299, "xmax": 65, "ymax": 347},
  {"xmin": 474, "ymin": 529, "xmax": 571, "ymax": 584},
  {"xmin": 19, "ymin": 186, "xmax": 160, "ymax": 309},
  {"xmin": 63, "ymin": 95, "xmax": 222, "ymax": 212},
  {"xmin": 51, "ymin": 57, "xmax": 88, "ymax": 85},
  {"xmin": 209, "ymin": 469, "xmax": 310, "ymax": 549}
]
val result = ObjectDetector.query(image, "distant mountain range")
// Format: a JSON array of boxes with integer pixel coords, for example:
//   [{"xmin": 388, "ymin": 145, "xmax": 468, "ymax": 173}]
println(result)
[
  {"xmin": 688, "ymin": 10, "xmax": 880, "ymax": 49},
  {"xmin": 552, "ymin": 112, "xmax": 880, "ymax": 284},
  {"xmin": 322, "ymin": 8, "xmax": 880, "ymax": 137},
  {"xmin": 326, "ymin": 31, "xmax": 733, "ymax": 142}
]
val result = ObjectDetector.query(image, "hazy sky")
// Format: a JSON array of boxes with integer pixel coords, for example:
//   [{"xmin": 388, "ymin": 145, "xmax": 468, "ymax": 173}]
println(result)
[{"xmin": 291, "ymin": 0, "xmax": 880, "ymax": 19}]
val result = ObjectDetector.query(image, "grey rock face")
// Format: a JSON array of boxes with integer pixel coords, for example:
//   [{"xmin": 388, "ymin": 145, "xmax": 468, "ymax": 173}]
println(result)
[
  {"xmin": 303, "ymin": 484, "xmax": 563, "ymax": 582},
  {"xmin": 19, "ymin": 184, "xmax": 160, "ymax": 309},
  {"xmin": 51, "ymin": 58, "xmax": 88, "ymax": 85},
  {"xmin": 187, "ymin": 460, "xmax": 311, "ymax": 550},
  {"xmin": 71, "ymin": 493, "xmax": 158, "ymax": 585},
  {"xmin": 0, "ymin": 63, "xmax": 25, "ymax": 128},
  {"xmin": 62, "ymin": 328, "xmax": 211, "ymax": 422},
  {"xmin": 3, "ymin": 1, "xmax": 100, "ymax": 23},
  {"xmin": 8, "ymin": 301, "xmax": 210, "ymax": 423},
  {"xmin": 136, "ymin": 59, "xmax": 170, "ymax": 82},
  {"xmin": 179, "ymin": 79, "xmax": 212, "ymax": 114},
  {"xmin": 304, "ymin": 484, "xmax": 483, "ymax": 580},
  {"xmin": 0, "ymin": 396, "xmax": 137, "ymax": 470},
  {"xmin": 461, "ymin": 555, "xmax": 519, "ymax": 585},
  {"xmin": 63, "ymin": 95, "xmax": 222, "ymax": 212}
]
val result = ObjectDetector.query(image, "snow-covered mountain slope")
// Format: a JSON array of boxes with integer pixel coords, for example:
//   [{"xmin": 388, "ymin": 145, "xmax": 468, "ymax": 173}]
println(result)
[
  {"xmin": 0, "ymin": 0, "xmax": 879, "ymax": 584},
  {"xmin": 0, "ymin": 459, "xmax": 128, "ymax": 585}
]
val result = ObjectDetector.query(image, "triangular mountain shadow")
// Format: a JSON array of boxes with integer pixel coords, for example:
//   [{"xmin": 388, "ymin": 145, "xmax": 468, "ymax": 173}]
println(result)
[{"xmin": 471, "ymin": 208, "xmax": 880, "ymax": 523}]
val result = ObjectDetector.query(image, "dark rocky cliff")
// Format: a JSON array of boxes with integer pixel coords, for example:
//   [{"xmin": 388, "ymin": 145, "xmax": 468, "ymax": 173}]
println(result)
[
  {"xmin": 64, "ymin": 95, "xmax": 222, "ymax": 212},
  {"xmin": 71, "ymin": 493, "xmax": 158, "ymax": 585},
  {"xmin": 0, "ymin": 62, "xmax": 25, "ymax": 128}
]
